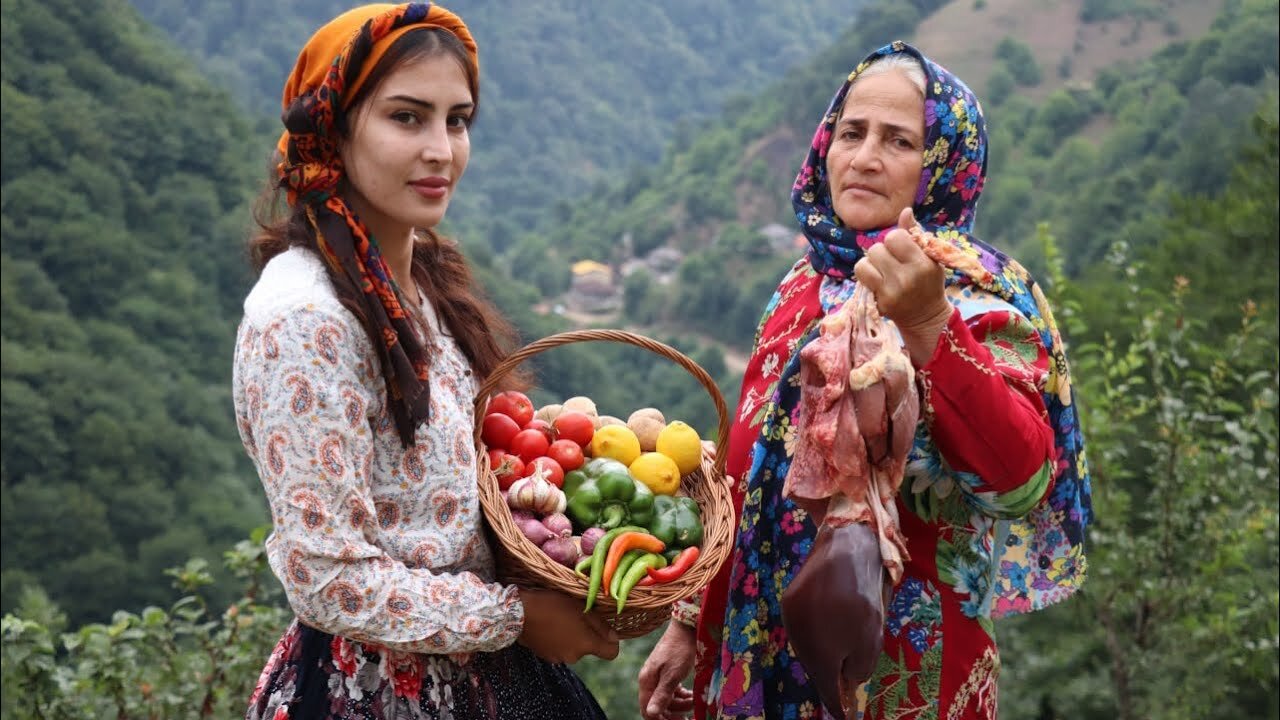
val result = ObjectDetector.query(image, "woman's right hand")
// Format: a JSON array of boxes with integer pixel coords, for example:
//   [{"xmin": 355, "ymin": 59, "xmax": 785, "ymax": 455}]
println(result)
[
  {"xmin": 638, "ymin": 620, "xmax": 697, "ymax": 719},
  {"xmin": 516, "ymin": 587, "xmax": 620, "ymax": 664}
]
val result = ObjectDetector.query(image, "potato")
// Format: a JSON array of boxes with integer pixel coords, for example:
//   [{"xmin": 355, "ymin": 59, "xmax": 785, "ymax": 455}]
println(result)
[
  {"xmin": 628, "ymin": 415, "xmax": 666, "ymax": 452},
  {"xmin": 628, "ymin": 407, "xmax": 666, "ymax": 425},
  {"xmin": 593, "ymin": 414, "xmax": 625, "ymax": 430},
  {"xmin": 534, "ymin": 403, "xmax": 564, "ymax": 424},
  {"xmin": 562, "ymin": 396, "xmax": 598, "ymax": 417}
]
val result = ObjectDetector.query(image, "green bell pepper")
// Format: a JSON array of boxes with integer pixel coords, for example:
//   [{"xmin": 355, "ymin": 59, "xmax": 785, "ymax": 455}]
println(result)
[
  {"xmin": 649, "ymin": 495, "xmax": 703, "ymax": 549},
  {"xmin": 563, "ymin": 462, "xmax": 655, "ymax": 530}
]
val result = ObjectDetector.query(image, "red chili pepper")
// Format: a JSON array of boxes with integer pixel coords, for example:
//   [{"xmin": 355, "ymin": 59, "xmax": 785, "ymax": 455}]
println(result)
[{"xmin": 644, "ymin": 546, "xmax": 699, "ymax": 583}]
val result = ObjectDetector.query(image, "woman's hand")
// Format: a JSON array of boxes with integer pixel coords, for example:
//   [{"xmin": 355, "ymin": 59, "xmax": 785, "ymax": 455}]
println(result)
[
  {"xmin": 516, "ymin": 587, "xmax": 619, "ymax": 664},
  {"xmin": 854, "ymin": 207, "xmax": 953, "ymax": 366},
  {"xmin": 638, "ymin": 621, "xmax": 697, "ymax": 719}
]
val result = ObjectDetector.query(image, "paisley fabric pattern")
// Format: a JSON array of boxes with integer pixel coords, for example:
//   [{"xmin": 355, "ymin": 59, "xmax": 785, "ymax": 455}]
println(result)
[
  {"xmin": 234, "ymin": 249, "xmax": 604, "ymax": 718},
  {"xmin": 235, "ymin": 249, "xmax": 520, "ymax": 654},
  {"xmin": 690, "ymin": 42, "xmax": 1090, "ymax": 720}
]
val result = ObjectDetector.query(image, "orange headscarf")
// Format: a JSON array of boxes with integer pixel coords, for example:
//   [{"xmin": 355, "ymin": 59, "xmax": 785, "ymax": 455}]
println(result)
[
  {"xmin": 274, "ymin": 3, "xmax": 478, "ymax": 447},
  {"xmin": 275, "ymin": 2, "xmax": 477, "ymax": 163}
]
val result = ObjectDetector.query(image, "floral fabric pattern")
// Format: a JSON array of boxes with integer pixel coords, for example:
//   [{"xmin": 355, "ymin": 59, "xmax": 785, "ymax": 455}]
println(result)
[
  {"xmin": 234, "ymin": 249, "xmax": 604, "ymax": 719},
  {"xmin": 703, "ymin": 271, "xmax": 1044, "ymax": 720},
  {"xmin": 787, "ymin": 40, "xmax": 1090, "ymax": 619},
  {"xmin": 793, "ymin": 43, "xmax": 988, "ymax": 279},
  {"xmin": 691, "ymin": 42, "xmax": 1089, "ymax": 720},
  {"xmin": 246, "ymin": 621, "xmax": 606, "ymax": 720}
]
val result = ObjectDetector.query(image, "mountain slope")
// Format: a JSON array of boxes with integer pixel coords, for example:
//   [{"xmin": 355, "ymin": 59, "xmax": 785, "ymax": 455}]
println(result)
[
  {"xmin": 916, "ymin": 0, "xmax": 1225, "ymax": 102},
  {"xmin": 128, "ymin": 0, "xmax": 871, "ymax": 241},
  {"xmin": 1, "ymin": 0, "xmax": 264, "ymax": 622},
  {"xmin": 536, "ymin": 0, "xmax": 1276, "ymax": 354}
]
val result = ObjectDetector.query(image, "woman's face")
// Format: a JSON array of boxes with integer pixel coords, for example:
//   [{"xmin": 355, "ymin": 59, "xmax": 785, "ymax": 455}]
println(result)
[
  {"xmin": 340, "ymin": 54, "xmax": 474, "ymax": 243},
  {"xmin": 824, "ymin": 70, "xmax": 925, "ymax": 231}
]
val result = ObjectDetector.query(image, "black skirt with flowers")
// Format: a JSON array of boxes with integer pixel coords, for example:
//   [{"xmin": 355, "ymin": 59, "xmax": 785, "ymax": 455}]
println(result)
[{"xmin": 246, "ymin": 620, "xmax": 608, "ymax": 720}]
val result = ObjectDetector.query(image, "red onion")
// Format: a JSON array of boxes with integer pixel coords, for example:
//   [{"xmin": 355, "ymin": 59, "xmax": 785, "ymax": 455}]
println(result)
[
  {"xmin": 541, "ymin": 512, "xmax": 573, "ymax": 538},
  {"xmin": 540, "ymin": 536, "xmax": 580, "ymax": 567},
  {"xmin": 512, "ymin": 513, "xmax": 556, "ymax": 546},
  {"xmin": 579, "ymin": 527, "xmax": 607, "ymax": 555}
]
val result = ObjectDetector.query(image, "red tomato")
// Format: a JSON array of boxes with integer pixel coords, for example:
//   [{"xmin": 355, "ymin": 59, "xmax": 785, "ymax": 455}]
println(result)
[
  {"xmin": 487, "ymin": 390, "xmax": 534, "ymax": 427},
  {"xmin": 525, "ymin": 418, "xmax": 555, "ymax": 443},
  {"xmin": 523, "ymin": 456, "xmax": 565, "ymax": 488},
  {"xmin": 509, "ymin": 428, "xmax": 550, "ymax": 464},
  {"xmin": 488, "ymin": 449, "xmax": 525, "ymax": 491},
  {"xmin": 546, "ymin": 439, "xmax": 584, "ymax": 471},
  {"xmin": 480, "ymin": 413, "xmax": 521, "ymax": 450},
  {"xmin": 553, "ymin": 411, "xmax": 595, "ymax": 448}
]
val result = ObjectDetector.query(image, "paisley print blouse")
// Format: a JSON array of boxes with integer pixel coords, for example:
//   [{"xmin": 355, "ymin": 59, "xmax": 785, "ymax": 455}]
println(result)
[{"xmin": 232, "ymin": 248, "xmax": 523, "ymax": 655}]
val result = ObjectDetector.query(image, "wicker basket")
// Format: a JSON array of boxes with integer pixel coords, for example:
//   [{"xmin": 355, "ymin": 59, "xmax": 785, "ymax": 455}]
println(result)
[{"xmin": 473, "ymin": 329, "xmax": 735, "ymax": 639}]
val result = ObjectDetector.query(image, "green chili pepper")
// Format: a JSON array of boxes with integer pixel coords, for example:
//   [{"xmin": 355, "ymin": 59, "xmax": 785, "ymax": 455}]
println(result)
[
  {"xmin": 573, "ymin": 555, "xmax": 593, "ymax": 578},
  {"xmin": 583, "ymin": 524, "xmax": 646, "ymax": 612},
  {"xmin": 609, "ymin": 549, "xmax": 646, "ymax": 599},
  {"xmin": 616, "ymin": 552, "xmax": 668, "ymax": 613}
]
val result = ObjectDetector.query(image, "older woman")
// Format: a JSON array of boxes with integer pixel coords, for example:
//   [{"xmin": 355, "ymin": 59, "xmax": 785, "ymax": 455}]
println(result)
[{"xmin": 639, "ymin": 42, "xmax": 1091, "ymax": 720}]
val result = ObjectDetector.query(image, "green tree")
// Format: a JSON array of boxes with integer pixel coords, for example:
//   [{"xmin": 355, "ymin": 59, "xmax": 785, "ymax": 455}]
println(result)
[
  {"xmin": 986, "ymin": 65, "xmax": 1016, "ymax": 105},
  {"xmin": 623, "ymin": 269, "xmax": 665, "ymax": 326},
  {"xmin": 509, "ymin": 234, "xmax": 573, "ymax": 297},
  {"xmin": 1, "ymin": 0, "xmax": 264, "ymax": 624},
  {"xmin": 1, "ymin": 532, "xmax": 292, "ymax": 720},
  {"xmin": 1002, "ymin": 253, "xmax": 1279, "ymax": 718},
  {"xmin": 996, "ymin": 36, "xmax": 1042, "ymax": 86},
  {"xmin": 1037, "ymin": 88, "xmax": 1094, "ymax": 136}
]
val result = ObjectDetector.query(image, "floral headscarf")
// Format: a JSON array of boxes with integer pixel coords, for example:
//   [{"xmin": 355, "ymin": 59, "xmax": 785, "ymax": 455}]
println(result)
[
  {"xmin": 794, "ymin": 41, "xmax": 988, "ymax": 277},
  {"xmin": 276, "ymin": 3, "xmax": 477, "ymax": 446}
]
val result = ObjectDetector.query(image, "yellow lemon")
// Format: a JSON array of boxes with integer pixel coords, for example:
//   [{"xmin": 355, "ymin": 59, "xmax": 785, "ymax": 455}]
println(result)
[
  {"xmin": 629, "ymin": 452, "xmax": 682, "ymax": 496},
  {"xmin": 656, "ymin": 421, "xmax": 702, "ymax": 475},
  {"xmin": 590, "ymin": 425, "xmax": 641, "ymax": 466}
]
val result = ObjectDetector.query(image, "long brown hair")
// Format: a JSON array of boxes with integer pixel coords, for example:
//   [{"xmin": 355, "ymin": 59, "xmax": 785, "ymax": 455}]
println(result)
[{"xmin": 249, "ymin": 27, "xmax": 528, "ymax": 409}]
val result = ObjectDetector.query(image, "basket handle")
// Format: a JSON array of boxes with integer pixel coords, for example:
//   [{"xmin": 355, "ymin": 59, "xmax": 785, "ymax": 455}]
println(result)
[{"xmin": 473, "ymin": 329, "xmax": 730, "ymax": 478}]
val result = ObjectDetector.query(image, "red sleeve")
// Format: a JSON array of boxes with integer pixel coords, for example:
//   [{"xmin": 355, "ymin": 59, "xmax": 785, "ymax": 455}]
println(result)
[{"xmin": 916, "ymin": 307, "xmax": 1055, "ymax": 495}]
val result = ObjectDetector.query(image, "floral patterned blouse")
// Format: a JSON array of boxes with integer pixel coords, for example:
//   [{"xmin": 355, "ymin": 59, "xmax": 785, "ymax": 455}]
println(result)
[{"xmin": 232, "ymin": 247, "xmax": 524, "ymax": 654}]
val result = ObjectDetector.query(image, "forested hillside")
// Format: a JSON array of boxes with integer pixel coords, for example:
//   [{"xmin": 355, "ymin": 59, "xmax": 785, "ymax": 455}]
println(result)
[
  {"xmin": 540, "ymin": 0, "xmax": 1278, "ymax": 353},
  {"xmin": 129, "ymin": 0, "xmax": 867, "ymax": 240},
  {"xmin": 0, "ymin": 0, "xmax": 265, "ymax": 621},
  {"xmin": 1, "ymin": 0, "xmax": 1276, "ymax": 718}
]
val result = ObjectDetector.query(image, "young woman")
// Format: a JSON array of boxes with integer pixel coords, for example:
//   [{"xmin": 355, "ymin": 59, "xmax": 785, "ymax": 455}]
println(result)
[{"xmin": 233, "ymin": 5, "xmax": 616, "ymax": 718}]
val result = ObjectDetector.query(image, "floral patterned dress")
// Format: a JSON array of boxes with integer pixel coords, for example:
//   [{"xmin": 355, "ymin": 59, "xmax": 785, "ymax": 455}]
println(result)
[
  {"xmin": 684, "ymin": 41, "xmax": 1090, "ymax": 720},
  {"xmin": 233, "ymin": 248, "xmax": 605, "ymax": 720},
  {"xmin": 693, "ymin": 263, "xmax": 1065, "ymax": 720}
]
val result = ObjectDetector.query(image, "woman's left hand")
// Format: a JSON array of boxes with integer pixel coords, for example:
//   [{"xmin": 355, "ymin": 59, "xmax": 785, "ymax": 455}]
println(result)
[{"xmin": 854, "ymin": 207, "xmax": 953, "ymax": 366}]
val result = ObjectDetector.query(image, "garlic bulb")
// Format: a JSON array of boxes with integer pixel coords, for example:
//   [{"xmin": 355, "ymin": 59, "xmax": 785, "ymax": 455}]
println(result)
[{"xmin": 505, "ymin": 472, "xmax": 566, "ymax": 515}]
